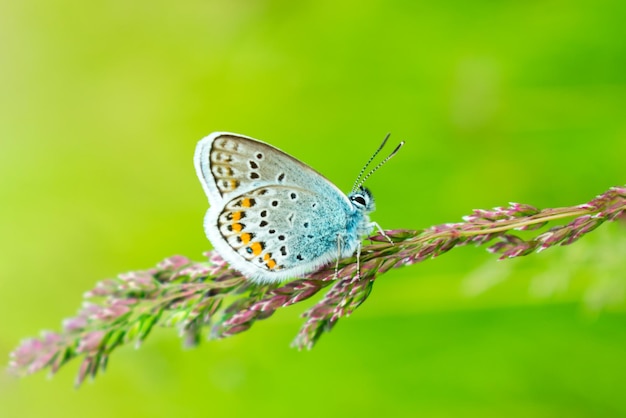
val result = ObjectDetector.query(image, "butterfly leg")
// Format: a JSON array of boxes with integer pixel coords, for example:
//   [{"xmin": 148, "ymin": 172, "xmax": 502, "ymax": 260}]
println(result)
[
  {"xmin": 369, "ymin": 222, "xmax": 394, "ymax": 245},
  {"xmin": 334, "ymin": 235, "xmax": 363, "ymax": 279},
  {"xmin": 334, "ymin": 235, "xmax": 343, "ymax": 279},
  {"xmin": 355, "ymin": 241, "xmax": 362, "ymax": 279}
]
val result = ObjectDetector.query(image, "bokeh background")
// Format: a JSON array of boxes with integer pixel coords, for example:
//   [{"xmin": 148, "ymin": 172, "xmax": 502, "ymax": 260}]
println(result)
[{"xmin": 2, "ymin": 1, "xmax": 626, "ymax": 417}]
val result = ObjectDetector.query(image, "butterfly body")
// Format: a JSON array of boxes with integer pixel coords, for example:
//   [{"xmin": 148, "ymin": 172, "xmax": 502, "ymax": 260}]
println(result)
[{"xmin": 194, "ymin": 132, "xmax": 376, "ymax": 283}]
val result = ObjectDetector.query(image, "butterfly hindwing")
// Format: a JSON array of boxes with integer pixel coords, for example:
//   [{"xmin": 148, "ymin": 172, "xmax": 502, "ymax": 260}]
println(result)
[{"xmin": 206, "ymin": 185, "xmax": 354, "ymax": 281}]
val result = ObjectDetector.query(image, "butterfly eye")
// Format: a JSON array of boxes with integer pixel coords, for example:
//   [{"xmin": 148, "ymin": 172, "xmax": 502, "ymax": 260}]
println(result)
[{"xmin": 351, "ymin": 195, "xmax": 367, "ymax": 207}]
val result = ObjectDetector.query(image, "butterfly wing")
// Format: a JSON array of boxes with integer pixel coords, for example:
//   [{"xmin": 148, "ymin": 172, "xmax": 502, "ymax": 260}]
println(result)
[
  {"xmin": 194, "ymin": 132, "xmax": 349, "ymax": 206},
  {"xmin": 194, "ymin": 132, "xmax": 358, "ymax": 282},
  {"xmin": 208, "ymin": 185, "xmax": 358, "ymax": 282}
]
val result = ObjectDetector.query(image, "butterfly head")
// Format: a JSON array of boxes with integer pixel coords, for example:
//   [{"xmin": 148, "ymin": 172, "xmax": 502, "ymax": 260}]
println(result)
[{"xmin": 348, "ymin": 186, "xmax": 375, "ymax": 213}]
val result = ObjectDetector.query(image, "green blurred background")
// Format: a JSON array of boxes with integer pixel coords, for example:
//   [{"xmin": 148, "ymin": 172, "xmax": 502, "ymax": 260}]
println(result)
[{"xmin": 2, "ymin": 1, "xmax": 626, "ymax": 417}]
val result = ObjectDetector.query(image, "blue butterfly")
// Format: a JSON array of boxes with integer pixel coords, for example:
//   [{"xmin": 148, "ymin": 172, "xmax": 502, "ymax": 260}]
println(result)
[{"xmin": 194, "ymin": 132, "xmax": 402, "ymax": 283}]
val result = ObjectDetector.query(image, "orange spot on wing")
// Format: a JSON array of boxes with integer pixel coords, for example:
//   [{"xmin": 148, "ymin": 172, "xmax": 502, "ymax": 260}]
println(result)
[
  {"xmin": 240, "ymin": 233, "xmax": 252, "ymax": 244},
  {"xmin": 232, "ymin": 223, "xmax": 243, "ymax": 232},
  {"xmin": 266, "ymin": 259, "xmax": 277, "ymax": 269},
  {"xmin": 241, "ymin": 198, "xmax": 256, "ymax": 208},
  {"xmin": 250, "ymin": 242, "xmax": 263, "ymax": 256},
  {"xmin": 231, "ymin": 211, "xmax": 242, "ymax": 221}
]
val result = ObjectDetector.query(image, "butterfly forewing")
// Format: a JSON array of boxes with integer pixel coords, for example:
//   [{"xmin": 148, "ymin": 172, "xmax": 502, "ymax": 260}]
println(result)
[{"xmin": 195, "ymin": 132, "xmax": 348, "ymax": 205}]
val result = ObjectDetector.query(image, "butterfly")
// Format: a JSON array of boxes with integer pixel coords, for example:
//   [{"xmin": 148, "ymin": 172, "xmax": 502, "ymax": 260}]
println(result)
[{"xmin": 194, "ymin": 132, "xmax": 403, "ymax": 283}]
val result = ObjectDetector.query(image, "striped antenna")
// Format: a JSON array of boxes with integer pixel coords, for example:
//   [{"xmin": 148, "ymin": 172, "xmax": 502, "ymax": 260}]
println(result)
[
  {"xmin": 352, "ymin": 134, "xmax": 404, "ymax": 192},
  {"xmin": 351, "ymin": 133, "xmax": 391, "ymax": 193},
  {"xmin": 354, "ymin": 141, "xmax": 404, "ymax": 191}
]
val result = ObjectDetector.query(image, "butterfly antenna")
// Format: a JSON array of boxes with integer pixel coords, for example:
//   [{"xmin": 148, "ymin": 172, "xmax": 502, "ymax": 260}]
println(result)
[
  {"xmin": 354, "ymin": 140, "xmax": 404, "ymax": 191},
  {"xmin": 351, "ymin": 133, "xmax": 391, "ymax": 193}
]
